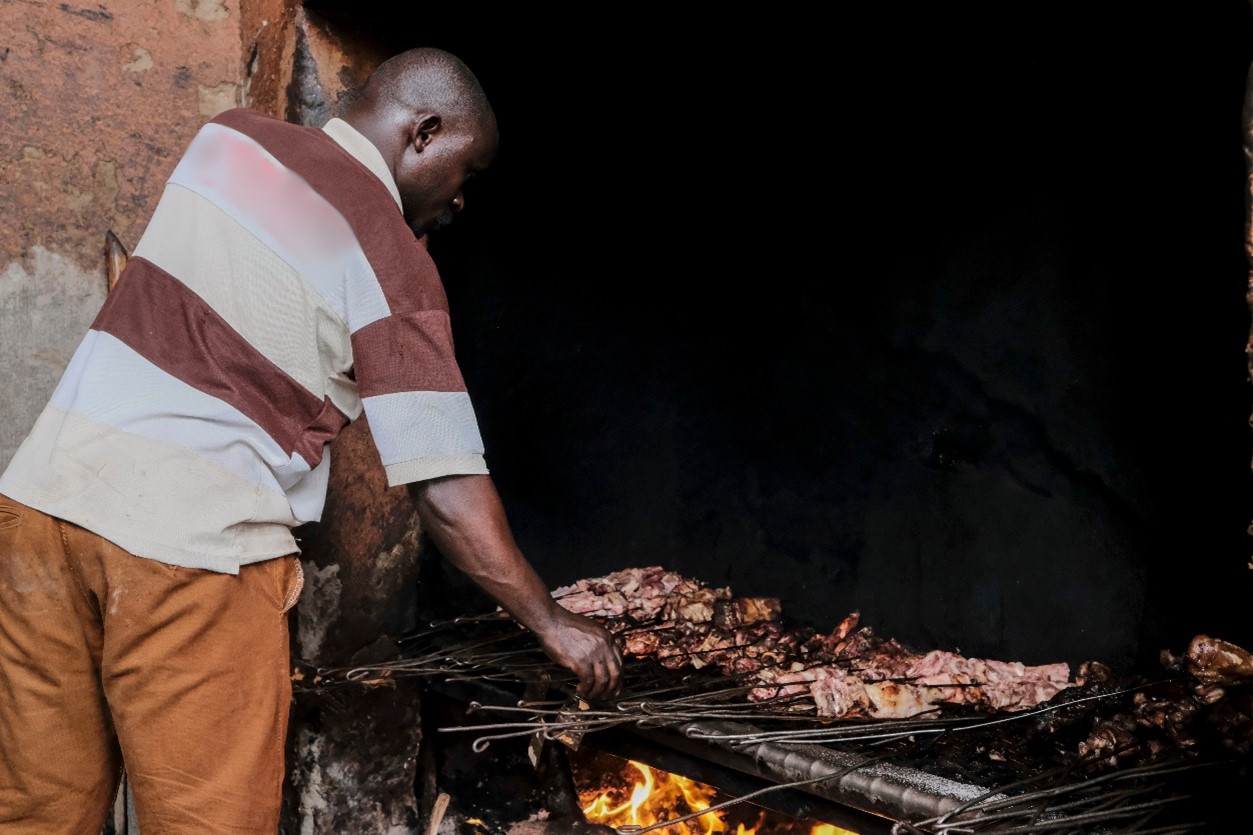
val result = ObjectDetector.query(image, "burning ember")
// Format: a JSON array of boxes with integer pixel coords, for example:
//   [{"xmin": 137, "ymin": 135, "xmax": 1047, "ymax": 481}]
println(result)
[{"xmin": 574, "ymin": 752, "xmax": 857, "ymax": 835}]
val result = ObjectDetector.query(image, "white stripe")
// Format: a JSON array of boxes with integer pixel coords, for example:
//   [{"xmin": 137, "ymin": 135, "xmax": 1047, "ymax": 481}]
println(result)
[
  {"xmin": 167, "ymin": 122, "xmax": 392, "ymax": 332},
  {"xmin": 133, "ymin": 184, "xmax": 360, "ymax": 416},
  {"xmin": 287, "ymin": 451, "xmax": 330, "ymax": 523},
  {"xmin": 0, "ymin": 406, "xmax": 299, "ymax": 573},
  {"xmin": 362, "ymin": 390, "xmax": 486, "ymax": 466},
  {"xmin": 49, "ymin": 330, "xmax": 311, "ymax": 495},
  {"xmin": 384, "ymin": 454, "xmax": 488, "ymax": 488}
]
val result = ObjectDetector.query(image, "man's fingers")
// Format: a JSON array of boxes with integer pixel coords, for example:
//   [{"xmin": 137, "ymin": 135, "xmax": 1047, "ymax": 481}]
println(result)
[
  {"xmin": 588, "ymin": 656, "xmax": 609, "ymax": 701},
  {"xmin": 609, "ymin": 652, "xmax": 623, "ymax": 695},
  {"xmin": 599, "ymin": 646, "xmax": 624, "ymax": 699},
  {"xmin": 573, "ymin": 655, "xmax": 600, "ymax": 699},
  {"xmin": 586, "ymin": 646, "xmax": 616, "ymax": 697},
  {"xmin": 596, "ymin": 646, "xmax": 619, "ymax": 700},
  {"xmin": 574, "ymin": 665, "xmax": 592, "ymax": 697},
  {"xmin": 596, "ymin": 638, "xmax": 622, "ymax": 698},
  {"xmin": 542, "ymin": 616, "xmax": 624, "ymax": 701}
]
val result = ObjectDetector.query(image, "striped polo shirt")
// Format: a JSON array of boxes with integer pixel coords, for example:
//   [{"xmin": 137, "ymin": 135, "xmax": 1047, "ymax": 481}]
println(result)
[{"xmin": 0, "ymin": 108, "xmax": 488, "ymax": 573}]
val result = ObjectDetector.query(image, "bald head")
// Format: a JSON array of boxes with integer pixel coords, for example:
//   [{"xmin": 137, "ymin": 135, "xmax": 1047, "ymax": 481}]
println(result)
[
  {"xmin": 344, "ymin": 47, "xmax": 499, "ymax": 238},
  {"xmin": 355, "ymin": 47, "xmax": 493, "ymax": 130}
]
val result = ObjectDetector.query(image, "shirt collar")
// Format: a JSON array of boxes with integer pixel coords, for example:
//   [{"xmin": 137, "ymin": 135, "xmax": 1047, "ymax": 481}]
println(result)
[{"xmin": 321, "ymin": 117, "xmax": 404, "ymax": 212}]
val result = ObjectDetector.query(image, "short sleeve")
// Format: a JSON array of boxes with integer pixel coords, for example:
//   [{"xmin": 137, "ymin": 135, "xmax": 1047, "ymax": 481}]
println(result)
[{"xmin": 349, "ymin": 262, "xmax": 488, "ymax": 487}]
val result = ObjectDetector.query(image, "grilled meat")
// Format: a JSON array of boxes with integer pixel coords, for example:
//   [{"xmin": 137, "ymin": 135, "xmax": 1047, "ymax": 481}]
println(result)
[
  {"xmin": 550, "ymin": 566, "xmax": 689, "ymax": 621},
  {"xmin": 551, "ymin": 566, "xmax": 732, "ymax": 624},
  {"xmin": 1186, "ymin": 634, "xmax": 1253, "ymax": 686},
  {"xmin": 745, "ymin": 641, "xmax": 1073, "ymax": 719},
  {"xmin": 660, "ymin": 578, "xmax": 732, "ymax": 623},
  {"xmin": 712, "ymin": 597, "xmax": 782, "ymax": 628},
  {"xmin": 554, "ymin": 564, "xmax": 1079, "ymax": 719}
]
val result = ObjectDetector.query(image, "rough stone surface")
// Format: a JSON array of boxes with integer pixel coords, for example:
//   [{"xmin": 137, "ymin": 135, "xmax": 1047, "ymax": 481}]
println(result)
[
  {"xmin": 0, "ymin": 247, "xmax": 107, "ymax": 464},
  {"xmin": 238, "ymin": 0, "xmax": 298, "ymax": 117},
  {"xmin": 0, "ymin": 0, "xmax": 241, "ymax": 469},
  {"xmin": 285, "ymin": 416, "xmax": 428, "ymax": 835},
  {"xmin": 287, "ymin": 5, "xmax": 388, "ymax": 125}
]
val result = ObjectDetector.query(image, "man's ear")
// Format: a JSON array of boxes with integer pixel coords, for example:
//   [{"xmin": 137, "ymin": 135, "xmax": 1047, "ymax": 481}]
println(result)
[{"xmin": 409, "ymin": 113, "xmax": 442, "ymax": 153}]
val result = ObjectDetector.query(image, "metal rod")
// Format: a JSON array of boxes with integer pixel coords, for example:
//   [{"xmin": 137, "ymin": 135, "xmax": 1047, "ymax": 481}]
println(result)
[{"xmin": 610, "ymin": 754, "xmax": 894, "ymax": 835}]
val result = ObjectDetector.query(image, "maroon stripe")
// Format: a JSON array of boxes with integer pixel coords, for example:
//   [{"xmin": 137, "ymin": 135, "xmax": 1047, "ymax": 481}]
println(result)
[
  {"xmin": 212, "ymin": 108, "xmax": 447, "ymax": 316},
  {"xmin": 300, "ymin": 399, "xmax": 351, "ymax": 465},
  {"xmin": 93, "ymin": 257, "xmax": 345, "ymax": 466},
  {"xmin": 350, "ymin": 311, "xmax": 467, "ymax": 398}
]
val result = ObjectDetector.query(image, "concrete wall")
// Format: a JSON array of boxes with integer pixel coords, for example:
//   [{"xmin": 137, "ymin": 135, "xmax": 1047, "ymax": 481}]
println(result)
[{"xmin": 0, "ymin": 0, "xmax": 246, "ymax": 468}]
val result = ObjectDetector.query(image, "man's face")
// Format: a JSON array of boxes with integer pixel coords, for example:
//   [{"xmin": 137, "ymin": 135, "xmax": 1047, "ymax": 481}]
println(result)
[{"xmin": 395, "ymin": 114, "xmax": 499, "ymax": 239}]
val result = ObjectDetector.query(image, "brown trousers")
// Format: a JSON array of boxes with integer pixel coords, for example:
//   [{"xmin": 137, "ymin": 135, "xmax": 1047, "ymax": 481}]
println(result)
[{"xmin": 0, "ymin": 495, "xmax": 303, "ymax": 834}]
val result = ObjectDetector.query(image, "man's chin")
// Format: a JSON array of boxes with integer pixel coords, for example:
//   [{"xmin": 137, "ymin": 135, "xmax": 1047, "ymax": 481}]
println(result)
[{"xmin": 408, "ymin": 215, "xmax": 453, "ymax": 239}]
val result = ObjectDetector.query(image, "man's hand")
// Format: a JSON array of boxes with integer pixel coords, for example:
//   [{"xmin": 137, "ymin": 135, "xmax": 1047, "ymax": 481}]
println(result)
[
  {"xmin": 409, "ymin": 474, "xmax": 624, "ymax": 701},
  {"xmin": 532, "ymin": 607, "xmax": 623, "ymax": 701}
]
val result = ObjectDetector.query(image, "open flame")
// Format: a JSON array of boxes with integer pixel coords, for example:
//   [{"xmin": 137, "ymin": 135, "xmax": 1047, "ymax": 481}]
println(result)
[{"xmin": 579, "ymin": 759, "xmax": 857, "ymax": 835}]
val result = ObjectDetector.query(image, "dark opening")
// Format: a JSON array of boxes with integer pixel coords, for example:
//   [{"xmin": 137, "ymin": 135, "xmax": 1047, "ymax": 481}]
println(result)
[{"xmin": 311, "ymin": 4, "xmax": 1253, "ymax": 673}]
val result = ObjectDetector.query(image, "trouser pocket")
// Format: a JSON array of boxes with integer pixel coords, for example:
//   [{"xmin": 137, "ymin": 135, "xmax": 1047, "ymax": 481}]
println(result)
[
  {"xmin": 0, "ymin": 496, "xmax": 23, "ymax": 532},
  {"xmin": 278, "ymin": 555, "xmax": 304, "ymax": 613}
]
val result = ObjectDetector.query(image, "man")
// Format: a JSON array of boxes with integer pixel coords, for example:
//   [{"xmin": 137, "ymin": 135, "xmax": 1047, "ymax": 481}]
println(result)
[{"xmin": 0, "ymin": 47, "xmax": 621, "ymax": 833}]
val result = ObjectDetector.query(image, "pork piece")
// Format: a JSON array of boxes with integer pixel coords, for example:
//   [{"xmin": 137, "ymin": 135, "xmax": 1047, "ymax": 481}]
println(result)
[
  {"xmin": 748, "ymin": 665, "xmax": 945, "ymax": 719},
  {"xmin": 660, "ymin": 578, "xmax": 733, "ymax": 624},
  {"xmin": 748, "ymin": 666, "xmax": 860, "ymax": 718},
  {"xmin": 1079, "ymin": 716, "xmax": 1142, "ymax": 767},
  {"xmin": 712, "ymin": 597, "xmax": 782, "ymax": 629},
  {"xmin": 748, "ymin": 664, "xmax": 824, "ymax": 708},
  {"xmin": 1185, "ymin": 634, "xmax": 1253, "ymax": 686},
  {"xmin": 1076, "ymin": 660, "xmax": 1115, "ymax": 686},
  {"xmin": 685, "ymin": 626, "xmax": 736, "ymax": 671},
  {"xmin": 1131, "ymin": 682, "xmax": 1200, "ymax": 743},
  {"xmin": 550, "ymin": 566, "xmax": 689, "ymax": 621},
  {"xmin": 799, "ymin": 612, "xmax": 861, "ymax": 661},
  {"xmin": 772, "ymin": 647, "xmax": 1072, "ymax": 716},
  {"xmin": 757, "ymin": 625, "xmax": 810, "ymax": 667},
  {"xmin": 802, "ymin": 625, "xmax": 922, "ymax": 680},
  {"xmin": 902, "ymin": 650, "xmax": 1073, "ymax": 711},
  {"xmin": 653, "ymin": 621, "xmax": 712, "ymax": 669},
  {"xmin": 687, "ymin": 622, "xmax": 791, "ymax": 674},
  {"xmin": 621, "ymin": 628, "xmax": 664, "ymax": 657},
  {"xmin": 838, "ymin": 634, "xmax": 922, "ymax": 680},
  {"xmin": 806, "ymin": 671, "xmax": 944, "ymax": 719},
  {"xmin": 863, "ymin": 680, "xmax": 944, "ymax": 719},
  {"xmin": 626, "ymin": 621, "xmax": 800, "ymax": 675},
  {"xmin": 1062, "ymin": 675, "xmax": 1253, "ymax": 768},
  {"xmin": 810, "ymin": 671, "xmax": 870, "ymax": 718}
]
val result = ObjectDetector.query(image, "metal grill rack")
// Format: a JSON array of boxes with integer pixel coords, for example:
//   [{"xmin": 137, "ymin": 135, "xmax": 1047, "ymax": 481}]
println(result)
[{"xmin": 296, "ymin": 611, "xmax": 1249, "ymax": 833}]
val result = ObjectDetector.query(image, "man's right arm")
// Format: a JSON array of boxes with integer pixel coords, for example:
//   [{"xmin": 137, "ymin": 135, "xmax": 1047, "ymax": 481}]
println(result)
[{"xmin": 407, "ymin": 473, "xmax": 623, "ymax": 700}]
